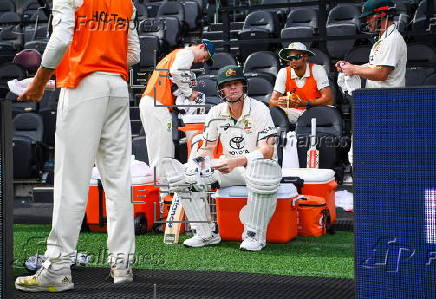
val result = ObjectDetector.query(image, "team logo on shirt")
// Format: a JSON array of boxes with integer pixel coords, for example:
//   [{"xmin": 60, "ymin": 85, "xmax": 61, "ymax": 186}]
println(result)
[
  {"xmin": 243, "ymin": 119, "xmax": 252, "ymax": 130},
  {"xmin": 225, "ymin": 69, "xmax": 236, "ymax": 77},
  {"xmin": 230, "ymin": 136, "xmax": 245, "ymax": 149}
]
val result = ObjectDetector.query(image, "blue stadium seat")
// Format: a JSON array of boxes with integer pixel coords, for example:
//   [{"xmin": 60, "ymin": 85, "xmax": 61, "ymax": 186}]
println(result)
[
  {"xmin": 238, "ymin": 10, "xmax": 280, "ymax": 60},
  {"xmin": 344, "ymin": 45, "xmax": 372, "ymax": 65},
  {"xmin": 157, "ymin": 1, "xmax": 185, "ymax": 31},
  {"xmin": 327, "ymin": 4, "xmax": 361, "ymax": 29},
  {"xmin": 0, "ymin": 0, "xmax": 15, "ymax": 18},
  {"xmin": 308, "ymin": 48, "xmax": 331, "ymax": 75},
  {"xmin": 182, "ymin": 1, "xmax": 201, "ymax": 30},
  {"xmin": 326, "ymin": 23, "xmax": 358, "ymax": 59},
  {"xmin": 247, "ymin": 76, "xmax": 273, "ymax": 105},
  {"xmin": 132, "ymin": 136, "xmax": 149, "ymax": 165},
  {"xmin": 23, "ymin": 10, "xmax": 49, "ymax": 44},
  {"xmin": 296, "ymin": 106, "xmax": 346, "ymax": 182},
  {"xmin": 281, "ymin": 8, "xmax": 317, "ymax": 48},
  {"xmin": 0, "ymin": 12, "xmax": 23, "ymax": 50},
  {"xmin": 13, "ymin": 112, "xmax": 44, "ymax": 179},
  {"xmin": 24, "ymin": 40, "xmax": 47, "ymax": 55},
  {"xmin": 243, "ymin": 51, "xmax": 279, "ymax": 84},
  {"xmin": 204, "ymin": 52, "xmax": 236, "ymax": 75},
  {"xmin": 423, "ymin": 72, "xmax": 436, "ymax": 85},
  {"xmin": 139, "ymin": 35, "xmax": 160, "ymax": 68},
  {"xmin": 197, "ymin": 75, "xmax": 219, "ymax": 108}
]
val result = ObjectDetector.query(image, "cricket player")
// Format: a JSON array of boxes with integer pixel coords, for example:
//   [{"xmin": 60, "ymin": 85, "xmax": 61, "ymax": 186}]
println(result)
[
  {"xmin": 336, "ymin": 0, "xmax": 407, "ymax": 88},
  {"xmin": 159, "ymin": 65, "xmax": 282, "ymax": 251},
  {"xmin": 270, "ymin": 42, "xmax": 333, "ymax": 124},
  {"xmin": 335, "ymin": 0, "xmax": 407, "ymax": 168},
  {"xmin": 15, "ymin": 0, "xmax": 140, "ymax": 292},
  {"xmin": 139, "ymin": 39, "xmax": 215, "ymax": 173}
]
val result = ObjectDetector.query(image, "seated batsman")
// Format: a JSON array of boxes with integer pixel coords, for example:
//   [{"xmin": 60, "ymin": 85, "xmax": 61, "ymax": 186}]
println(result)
[
  {"xmin": 159, "ymin": 65, "xmax": 282, "ymax": 251},
  {"xmin": 270, "ymin": 42, "xmax": 333, "ymax": 124}
]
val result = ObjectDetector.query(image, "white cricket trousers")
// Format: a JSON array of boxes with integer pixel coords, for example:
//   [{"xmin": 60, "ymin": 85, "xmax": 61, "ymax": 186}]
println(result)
[
  {"xmin": 44, "ymin": 72, "xmax": 135, "ymax": 268},
  {"xmin": 139, "ymin": 95, "xmax": 174, "ymax": 171}
]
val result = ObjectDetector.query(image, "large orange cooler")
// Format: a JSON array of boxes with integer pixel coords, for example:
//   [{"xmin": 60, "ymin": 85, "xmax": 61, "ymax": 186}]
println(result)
[
  {"xmin": 86, "ymin": 177, "xmax": 160, "ymax": 234},
  {"xmin": 214, "ymin": 184, "xmax": 299, "ymax": 243},
  {"xmin": 282, "ymin": 168, "xmax": 337, "ymax": 223}
]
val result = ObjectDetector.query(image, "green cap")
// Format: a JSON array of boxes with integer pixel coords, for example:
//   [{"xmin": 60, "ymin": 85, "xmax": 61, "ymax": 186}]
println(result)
[
  {"xmin": 361, "ymin": 0, "xmax": 395, "ymax": 18},
  {"xmin": 216, "ymin": 65, "xmax": 247, "ymax": 88}
]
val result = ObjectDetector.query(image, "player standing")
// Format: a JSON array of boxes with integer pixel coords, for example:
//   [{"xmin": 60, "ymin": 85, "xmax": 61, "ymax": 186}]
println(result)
[
  {"xmin": 15, "ymin": 0, "xmax": 140, "ymax": 292},
  {"xmin": 139, "ymin": 40, "xmax": 215, "ymax": 175}
]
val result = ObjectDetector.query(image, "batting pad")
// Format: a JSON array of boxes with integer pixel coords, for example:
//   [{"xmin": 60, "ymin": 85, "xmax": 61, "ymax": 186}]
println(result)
[
  {"xmin": 179, "ymin": 191, "xmax": 214, "ymax": 238},
  {"xmin": 242, "ymin": 159, "xmax": 282, "ymax": 243},
  {"xmin": 159, "ymin": 158, "xmax": 188, "ymax": 193}
]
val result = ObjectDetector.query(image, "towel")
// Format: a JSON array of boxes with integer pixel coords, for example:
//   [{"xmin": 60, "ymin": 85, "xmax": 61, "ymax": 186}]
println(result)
[{"xmin": 337, "ymin": 73, "xmax": 361, "ymax": 96}]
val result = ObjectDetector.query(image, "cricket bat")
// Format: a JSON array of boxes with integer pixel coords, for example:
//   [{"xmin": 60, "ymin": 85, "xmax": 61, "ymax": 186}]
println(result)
[
  {"xmin": 163, "ymin": 194, "xmax": 185, "ymax": 244},
  {"xmin": 307, "ymin": 118, "xmax": 319, "ymax": 168}
]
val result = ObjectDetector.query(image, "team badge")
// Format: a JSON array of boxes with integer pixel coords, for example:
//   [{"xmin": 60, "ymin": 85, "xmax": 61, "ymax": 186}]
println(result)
[
  {"xmin": 225, "ymin": 68, "xmax": 236, "ymax": 77},
  {"xmin": 243, "ymin": 119, "xmax": 252, "ymax": 130}
]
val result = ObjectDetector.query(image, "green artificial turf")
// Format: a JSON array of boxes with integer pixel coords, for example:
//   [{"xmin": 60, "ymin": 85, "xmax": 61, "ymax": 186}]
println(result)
[{"xmin": 13, "ymin": 224, "xmax": 354, "ymax": 279}]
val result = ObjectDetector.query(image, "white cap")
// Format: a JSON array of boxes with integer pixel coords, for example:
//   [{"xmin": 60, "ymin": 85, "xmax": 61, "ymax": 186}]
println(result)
[{"xmin": 278, "ymin": 42, "xmax": 316, "ymax": 61}]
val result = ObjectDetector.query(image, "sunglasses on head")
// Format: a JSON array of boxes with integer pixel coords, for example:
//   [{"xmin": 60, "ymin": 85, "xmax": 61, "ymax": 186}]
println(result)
[{"xmin": 287, "ymin": 54, "xmax": 304, "ymax": 61}]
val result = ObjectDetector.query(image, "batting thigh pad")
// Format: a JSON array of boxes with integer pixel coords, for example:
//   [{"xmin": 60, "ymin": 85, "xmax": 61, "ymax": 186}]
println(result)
[
  {"xmin": 241, "ymin": 159, "xmax": 282, "ymax": 244},
  {"xmin": 179, "ymin": 191, "xmax": 214, "ymax": 238}
]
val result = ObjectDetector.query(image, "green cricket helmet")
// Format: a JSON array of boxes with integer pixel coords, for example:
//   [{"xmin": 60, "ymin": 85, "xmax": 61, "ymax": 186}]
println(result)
[
  {"xmin": 216, "ymin": 65, "xmax": 247, "ymax": 89},
  {"xmin": 361, "ymin": 0, "xmax": 395, "ymax": 19}
]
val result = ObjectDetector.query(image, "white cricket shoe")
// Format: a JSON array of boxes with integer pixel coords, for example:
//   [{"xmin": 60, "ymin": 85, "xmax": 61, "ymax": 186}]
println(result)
[
  {"xmin": 240, "ymin": 232, "xmax": 265, "ymax": 251},
  {"xmin": 183, "ymin": 233, "xmax": 221, "ymax": 248},
  {"xmin": 110, "ymin": 265, "xmax": 133, "ymax": 284},
  {"xmin": 15, "ymin": 264, "xmax": 73, "ymax": 292}
]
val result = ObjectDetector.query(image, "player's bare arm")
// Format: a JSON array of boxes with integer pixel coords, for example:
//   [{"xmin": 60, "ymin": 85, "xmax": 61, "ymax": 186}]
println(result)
[{"xmin": 341, "ymin": 63, "xmax": 393, "ymax": 81}]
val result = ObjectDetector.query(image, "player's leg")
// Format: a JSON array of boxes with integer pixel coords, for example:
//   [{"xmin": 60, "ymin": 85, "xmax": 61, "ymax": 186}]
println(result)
[
  {"xmin": 139, "ymin": 96, "xmax": 174, "ymax": 176},
  {"xmin": 240, "ymin": 159, "xmax": 282, "ymax": 251},
  {"xmin": 284, "ymin": 108, "xmax": 304, "ymax": 124},
  {"xmin": 16, "ymin": 73, "xmax": 110, "ymax": 292},
  {"xmin": 159, "ymin": 158, "xmax": 219, "ymax": 247},
  {"xmin": 96, "ymin": 75, "xmax": 135, "ymax": 283}
]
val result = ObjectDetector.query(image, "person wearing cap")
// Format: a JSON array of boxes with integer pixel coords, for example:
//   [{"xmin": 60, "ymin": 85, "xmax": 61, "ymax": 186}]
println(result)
[
  {"xmin": 159, "ymin": 65, "xmax": 280, "ymax": 251},
  {"xmin": 270, "ymin": 42, "xmax": 333, "ymax": 124},
  {"xmin": 15, "ymin": 0, "xmax": 140, "ymax": 292},
  {"xmin": 139, "ymin": 39, "xmax": 215, "ymax": 174},
  {"xmin": 336, "ymin": 0, "xmax": 407, "ymax": 88}
]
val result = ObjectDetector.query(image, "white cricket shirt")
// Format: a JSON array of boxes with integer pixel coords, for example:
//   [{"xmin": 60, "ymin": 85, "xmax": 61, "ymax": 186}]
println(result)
[
  {"xmin": 203, "ymin": 96, "xmax": 277, "ymax": 158},
  {"xmin": 366, "ymin": 24, "xmax": 407, "ymax": 88}
]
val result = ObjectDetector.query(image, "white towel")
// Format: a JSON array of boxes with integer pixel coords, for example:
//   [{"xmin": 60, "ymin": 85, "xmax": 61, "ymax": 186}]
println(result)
[
  {"xmin": 335, "ymin": 190, "xmax": 354, "ymax": 212},
  {"xmin": 281, "ymin": 131, "xmax": 300, "ymax": 169},
  {"xmin": 7, "ymin": 78, "xmax": 55, "ymax": 95},
  {"xmin": 337, "ymin": 73, "xmax": 361, "ymax": 96},
  {"xmin": 174, "ymin": 89, "xmax": 205, "ymax": 115}
]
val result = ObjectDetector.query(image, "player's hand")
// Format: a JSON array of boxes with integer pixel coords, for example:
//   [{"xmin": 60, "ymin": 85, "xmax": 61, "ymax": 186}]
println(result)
[
  {"xmin": 189, "ymin": 90, "xmax": 200, "ymax": 101},
  {"xmin": 335, "ymin": 60, "xmax": 351, "ymax": 72},
  {"xmin": 335, "ymin": 61, "xmax": 345, "ymax": 72},
  {"xmin": 212, "ymin": 158, "xmax": 238, "ymax": 174},
  {"xmin": 17, "ymin": 82, "xmax": 45, "ymax": 102},
  {"xmin": 281, "ymin": 93, "xmax": 303, "ymax": 107},
  {"xmin": 340, "ymin": 63, "xmax": 356, "ymax": 76},
  {"xmin": 277, "ymin": 96, "xmax": 289, "ymax": 108}
]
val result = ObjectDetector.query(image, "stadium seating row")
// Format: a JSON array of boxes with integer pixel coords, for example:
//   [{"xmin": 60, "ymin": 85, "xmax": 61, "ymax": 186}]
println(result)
[{"xmin": 203, "ymin": 0, "xmax": 435, "ymax": 59}]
